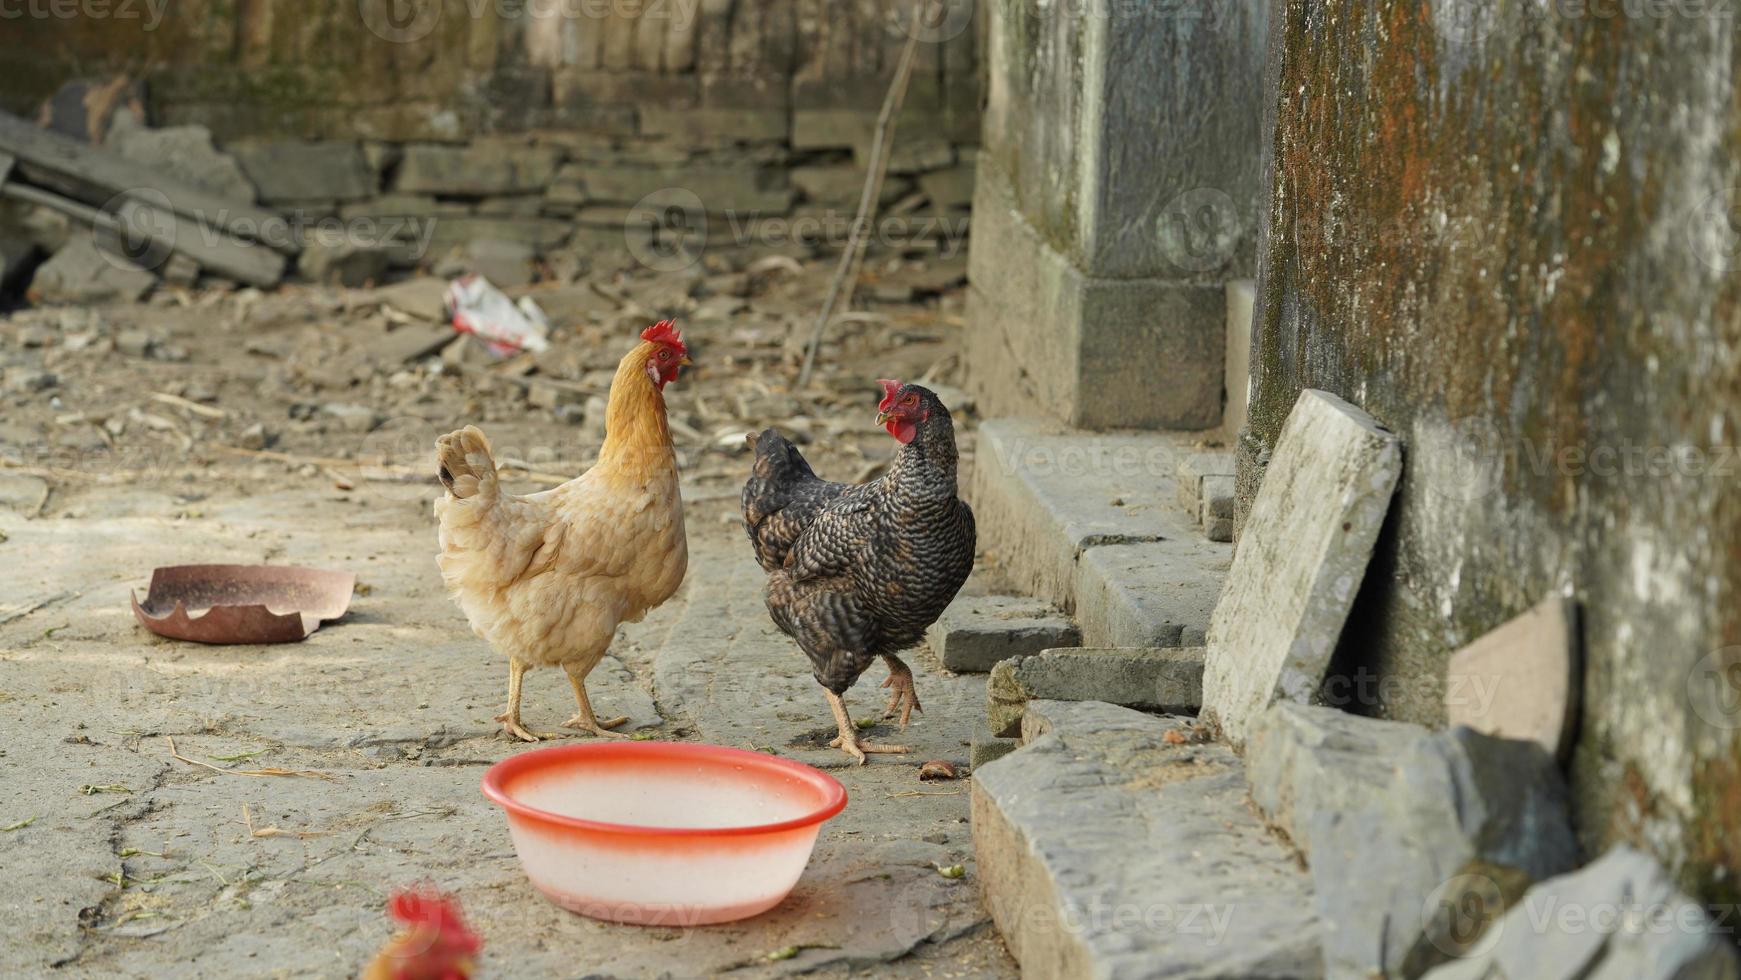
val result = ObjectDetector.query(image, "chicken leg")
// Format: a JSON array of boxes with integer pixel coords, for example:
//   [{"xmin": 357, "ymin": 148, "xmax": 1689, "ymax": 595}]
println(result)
[
  {"xmin": 826, "ymin": 690, "xmax": 909, "ymax": 765},
  {"xmin": 880, "ymin": 655, "xmax": 922, "ymax": 727},
  {"xmin": 561, "ymin": 661, "xmax": 630, "ymax": 738},
  {"xmin": 496, "ymin": 658, "xmax": 557, "ymax": 742}
]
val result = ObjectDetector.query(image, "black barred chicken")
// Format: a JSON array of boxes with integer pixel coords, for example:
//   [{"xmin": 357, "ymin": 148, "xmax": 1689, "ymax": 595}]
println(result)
[{"xmin": 743, "ymin": 380, "xmax": 975, "ymax": 763}]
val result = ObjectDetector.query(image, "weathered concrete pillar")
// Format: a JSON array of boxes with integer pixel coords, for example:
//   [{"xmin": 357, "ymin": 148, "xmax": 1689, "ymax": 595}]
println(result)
[{"xmin": 965, "ymin": 0, "xmax": 1267, "ymax": 430}]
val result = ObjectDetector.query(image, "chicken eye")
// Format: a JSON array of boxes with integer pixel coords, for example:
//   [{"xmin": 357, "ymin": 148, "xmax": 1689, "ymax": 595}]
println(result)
[
  {"xmin": 904, "ymin": 394, "xmax": 918, "ymax": 406},
  {"xmin": 659, "ymin": 350, "xmax": 670, "ymax": 360}
]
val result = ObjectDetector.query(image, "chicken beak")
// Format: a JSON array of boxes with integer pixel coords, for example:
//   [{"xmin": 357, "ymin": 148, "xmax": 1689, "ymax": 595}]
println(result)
[
  {"xmin": 678, "ymin": 355, "xmax": 693, "ymax": 367},
  {"xmin": 875, "ymin": 411, "xmax": 894, "ymax": 425}
]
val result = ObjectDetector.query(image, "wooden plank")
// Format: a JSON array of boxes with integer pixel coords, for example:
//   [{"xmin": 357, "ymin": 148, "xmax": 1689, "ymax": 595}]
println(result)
[{"xmin": 0, "ymin": 110, "xmax": 295, "ymax": 256}]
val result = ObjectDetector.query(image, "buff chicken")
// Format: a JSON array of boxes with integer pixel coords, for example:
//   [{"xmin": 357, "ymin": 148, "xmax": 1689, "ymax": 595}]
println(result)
[{"xmin": 435, "ymin": 321, "xmax": 690, "ymax": 741}]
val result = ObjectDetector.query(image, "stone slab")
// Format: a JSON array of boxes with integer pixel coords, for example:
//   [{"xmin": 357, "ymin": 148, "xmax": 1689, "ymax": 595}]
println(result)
[
  {"xmin": 1202, "ymin": 389, "xmax": 1402, "ymax": 746},
  {"xmin": 987, "ymin": 647, "xmax": 1204, "ymax": 738},
  {"xmin": 925, "ymin": 594, "xmax": 1079, "ymax": 673},
  {"xmin": 1423, "ymin": 846, "xmax": 1740, "ymax": 980},
  {"xmin": 968, "ymin": 418, "xmax": 1231, "ymax": 648},
  {"xmin": 111, "ymin": 125, "xmax": 256, "ymax": 202},
  {"xmin": 1247, "ymin": 702, "xmax": 1580, "ymax": 979},
  {"xmin": 1176, "ymin": 450, "xmax": 1237, "ymax": 519},
  {"xmin": 973, "ymin": 701, "xmax": 1321, "ymax": 979},
  {"xmin": 1446, "ymin": 596, "xmax": 1581, "ymax": 761},
  {"xmin": 1201, "ymin": 474, "xmax": 1235, "ymax": 542}
]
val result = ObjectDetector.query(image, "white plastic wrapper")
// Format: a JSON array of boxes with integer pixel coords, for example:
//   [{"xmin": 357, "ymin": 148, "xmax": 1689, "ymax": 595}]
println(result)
[{"xmin": 445, "ymin": 273, "xmax": 551, "ymax": 356}]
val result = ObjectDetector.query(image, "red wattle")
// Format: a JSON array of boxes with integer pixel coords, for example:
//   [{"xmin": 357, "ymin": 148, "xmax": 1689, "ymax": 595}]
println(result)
[{"xmin": 887, "ymin": 419, "xmax": 917, "ymax": 444}]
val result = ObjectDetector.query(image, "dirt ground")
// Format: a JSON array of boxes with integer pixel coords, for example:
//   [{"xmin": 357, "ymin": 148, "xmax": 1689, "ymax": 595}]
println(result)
[{"xmin": 0, "ymin": 253, "xmax": 1017, "ymax": 978}]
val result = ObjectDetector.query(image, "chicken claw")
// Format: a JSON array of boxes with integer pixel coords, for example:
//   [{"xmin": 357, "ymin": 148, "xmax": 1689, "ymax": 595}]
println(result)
[
  {"xmin": 880, "ymin": 657, "xmax": 922, "ymax": 728},
  {"xmin": 825, "ymin": 689, "xmax": 909, "ymax": 765},
  {"xmin": 562, "ymin": 713, "xmax": 631, "ymax": 739},
  {"xmin": 495, "ymin": 712, "xmax": 557, "ymax": 742}
]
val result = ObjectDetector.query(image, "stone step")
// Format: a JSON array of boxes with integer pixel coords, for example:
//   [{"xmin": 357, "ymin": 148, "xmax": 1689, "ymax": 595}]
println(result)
[
  {"xmin": 985, "ymin": 646, "xmax": 1204, "ymax": 737},
  {"xmin": 971, "ymin": 700, "xmax": 1322, "ymax": 979},
  {"xmin": 967, "ymin": 417, "xmax": 1232, "ymax": 648}
]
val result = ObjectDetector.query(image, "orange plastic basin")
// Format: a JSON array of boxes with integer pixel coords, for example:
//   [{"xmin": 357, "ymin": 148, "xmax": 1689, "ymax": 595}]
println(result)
[{"xmin": 481, "ymin": 742, "xmax": 847, "ymax": 926}]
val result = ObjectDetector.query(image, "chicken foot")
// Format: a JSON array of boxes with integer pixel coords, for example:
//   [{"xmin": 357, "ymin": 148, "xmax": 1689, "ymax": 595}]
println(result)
[
  {"xmin": 561, "ymin": 661, "xmax": 630, "ymax": 738},
  {"xmin": 879, "ymin": 655, "xmax": 922, "ymax": 728},
  {"xmin": 496, "ymin": 659, "xmax": 559, "ymax": 742},
  {"xmin": 825, "ymin": 690, "xmax": 909, "ymax": 765}
]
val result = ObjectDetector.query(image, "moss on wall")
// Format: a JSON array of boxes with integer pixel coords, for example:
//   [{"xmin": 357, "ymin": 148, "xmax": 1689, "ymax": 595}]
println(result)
[{"xmin": 1250, "ymin": 0, "xmax": 1741, "ymax": 898}]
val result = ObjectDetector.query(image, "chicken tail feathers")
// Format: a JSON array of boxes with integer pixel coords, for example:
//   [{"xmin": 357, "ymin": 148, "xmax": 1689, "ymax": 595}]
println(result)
[{"xmin": 436, "ymin": 425, "xmax": 498, "ymax": 500}]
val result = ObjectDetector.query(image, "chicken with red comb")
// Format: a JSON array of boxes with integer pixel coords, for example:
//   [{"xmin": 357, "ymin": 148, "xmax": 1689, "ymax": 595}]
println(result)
[{"xmin": 361, "ymin": 887, "xmax": 481, "ymax": 980}]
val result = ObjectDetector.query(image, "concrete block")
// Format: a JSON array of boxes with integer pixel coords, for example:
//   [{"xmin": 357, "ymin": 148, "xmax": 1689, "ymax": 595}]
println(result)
[
  {"xmin": 973, "ymin": 702, "xmax": 1320, "ymax": 979},
  {"xmin": 965, "ymin": 167, "xmax": 1226, "ymax": 430},
  {"xmin": 1421, "ymin": 846, "xmax": 1741, "ymax": 980},
  {"xmin": 968, "ymin": 419, "xmax": 1231, "ymax": 644},
  {"xmin": 1445, "ymin": 596, "xmax": 1581, "ymax": 762},
  {"xmin": 987, "ymin": 647, "xmax": 1203, "ymax": 738},
  {"xmin": 1202, "ymin": 389, "xmax": 1402, "ymax": 746},
  {"xmin": 1247, "ymin": 702, "xmax": 1579, "ymax": 980},
  {"xmin": 1201, "ymin": 474, "xmax": 1235, "ymax": 541},
  {"xmin": 1176, "ymin": 450, "xmax": 1237, "ymax": 518},
  {"xmin": 925, "ymin": 594, "xmax": 1079, "ymax": 673},
  {"xmin": 231, "ymin": 141, "xmax": 376, "ymax": 204}
]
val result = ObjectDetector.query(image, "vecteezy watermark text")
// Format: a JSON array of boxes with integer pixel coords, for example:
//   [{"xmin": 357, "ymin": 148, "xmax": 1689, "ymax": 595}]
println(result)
[{"xmin": 0, "ymin": 0, "xmax": 167, "ymax": 29}]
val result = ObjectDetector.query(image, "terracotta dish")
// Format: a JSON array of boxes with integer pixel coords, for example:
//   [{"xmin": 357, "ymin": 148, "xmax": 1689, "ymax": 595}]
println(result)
[{"xmin": 131, "ymin": 564, "xmax": 355, "ymax": 644}]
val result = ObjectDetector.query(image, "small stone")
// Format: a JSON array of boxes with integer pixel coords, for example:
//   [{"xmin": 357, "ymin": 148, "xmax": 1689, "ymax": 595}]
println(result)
[
  {"xmin": 4, "ymin": 368, "xmax": 58, "ymax": 394},
  {"xmin": 238, "ymin": 423, "xmax": 270, "ymax": 451},
  {"xmin": 115, "ymin": 329, "xmax": 156, "ymax": 358},
  {"xmin": 320, "ymin": 403, "xmax": 381, "ymax": 433},
  {"xmin": 1200, "ymin": 473, "xmax": 1235, "ymax": 541}
]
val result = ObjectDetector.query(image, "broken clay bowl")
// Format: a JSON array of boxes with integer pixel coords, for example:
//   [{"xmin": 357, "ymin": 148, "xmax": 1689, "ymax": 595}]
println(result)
[{"xmin": 130, "ymin": 564, "xmax": 355, "ymax": 644}]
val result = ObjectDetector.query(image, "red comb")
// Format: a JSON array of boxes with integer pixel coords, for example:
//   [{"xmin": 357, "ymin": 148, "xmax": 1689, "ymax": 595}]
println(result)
[
  {"xmin": 388, "ymin": 888, "xmax": 481, "ymax": 955},
  {"xmin": 641, "ymin": 319, "xmax": 682, "ymax": 347},
  {"xmin": 878, "ymin": 379, "xmax": 903, "ymax": 411}
]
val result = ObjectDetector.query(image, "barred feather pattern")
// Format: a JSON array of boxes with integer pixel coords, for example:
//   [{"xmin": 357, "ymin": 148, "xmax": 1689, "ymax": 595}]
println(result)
[{"xmin": 743, "ymin": 386, "xmax": 975, "ymax": 694}]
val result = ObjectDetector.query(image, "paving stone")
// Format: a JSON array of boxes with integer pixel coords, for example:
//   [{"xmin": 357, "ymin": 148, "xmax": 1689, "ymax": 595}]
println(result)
[
  {"xmin": 973, "ymin": 701, "xmax": 1321, "ymax": 979},
  {"xmin": 111, "ymin": 125, "xmax": 256, "ymax": 202},
  {"xmin": 27, "ymin": 239, "xmax": 156, "ymax": 304},
  {"xmin": 230, "ymin": 141, "xmax": 376, "ymax": 204},
  {"xmin": 924, "ymin": 594, "xmax": 1079, "ymax": 673},
  {"xmin": 1201, "ymin": 389, "xmax": 1402, "ymax": 746},
  {"xmin": 986, "ymin": 647, "xmax": 1204, "ymax": 738},
  {"xmin": 1423, "ymin": 846, "xmax": 1740, "ymax": 980},
  {"xmin": 967, "ymin": 418, "xmax": 1232, "ymax": 646},
  {"xmin": 1247, "ymin": 702, "xmax": 1580, "ymax": 980},
  {"xmin": 1446, "ymin": 595, "xmax": 1581, "ymax": 760},
  {"xmin": 394, "ymin": 142, "xmax": 565, "ymax": 196}
]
